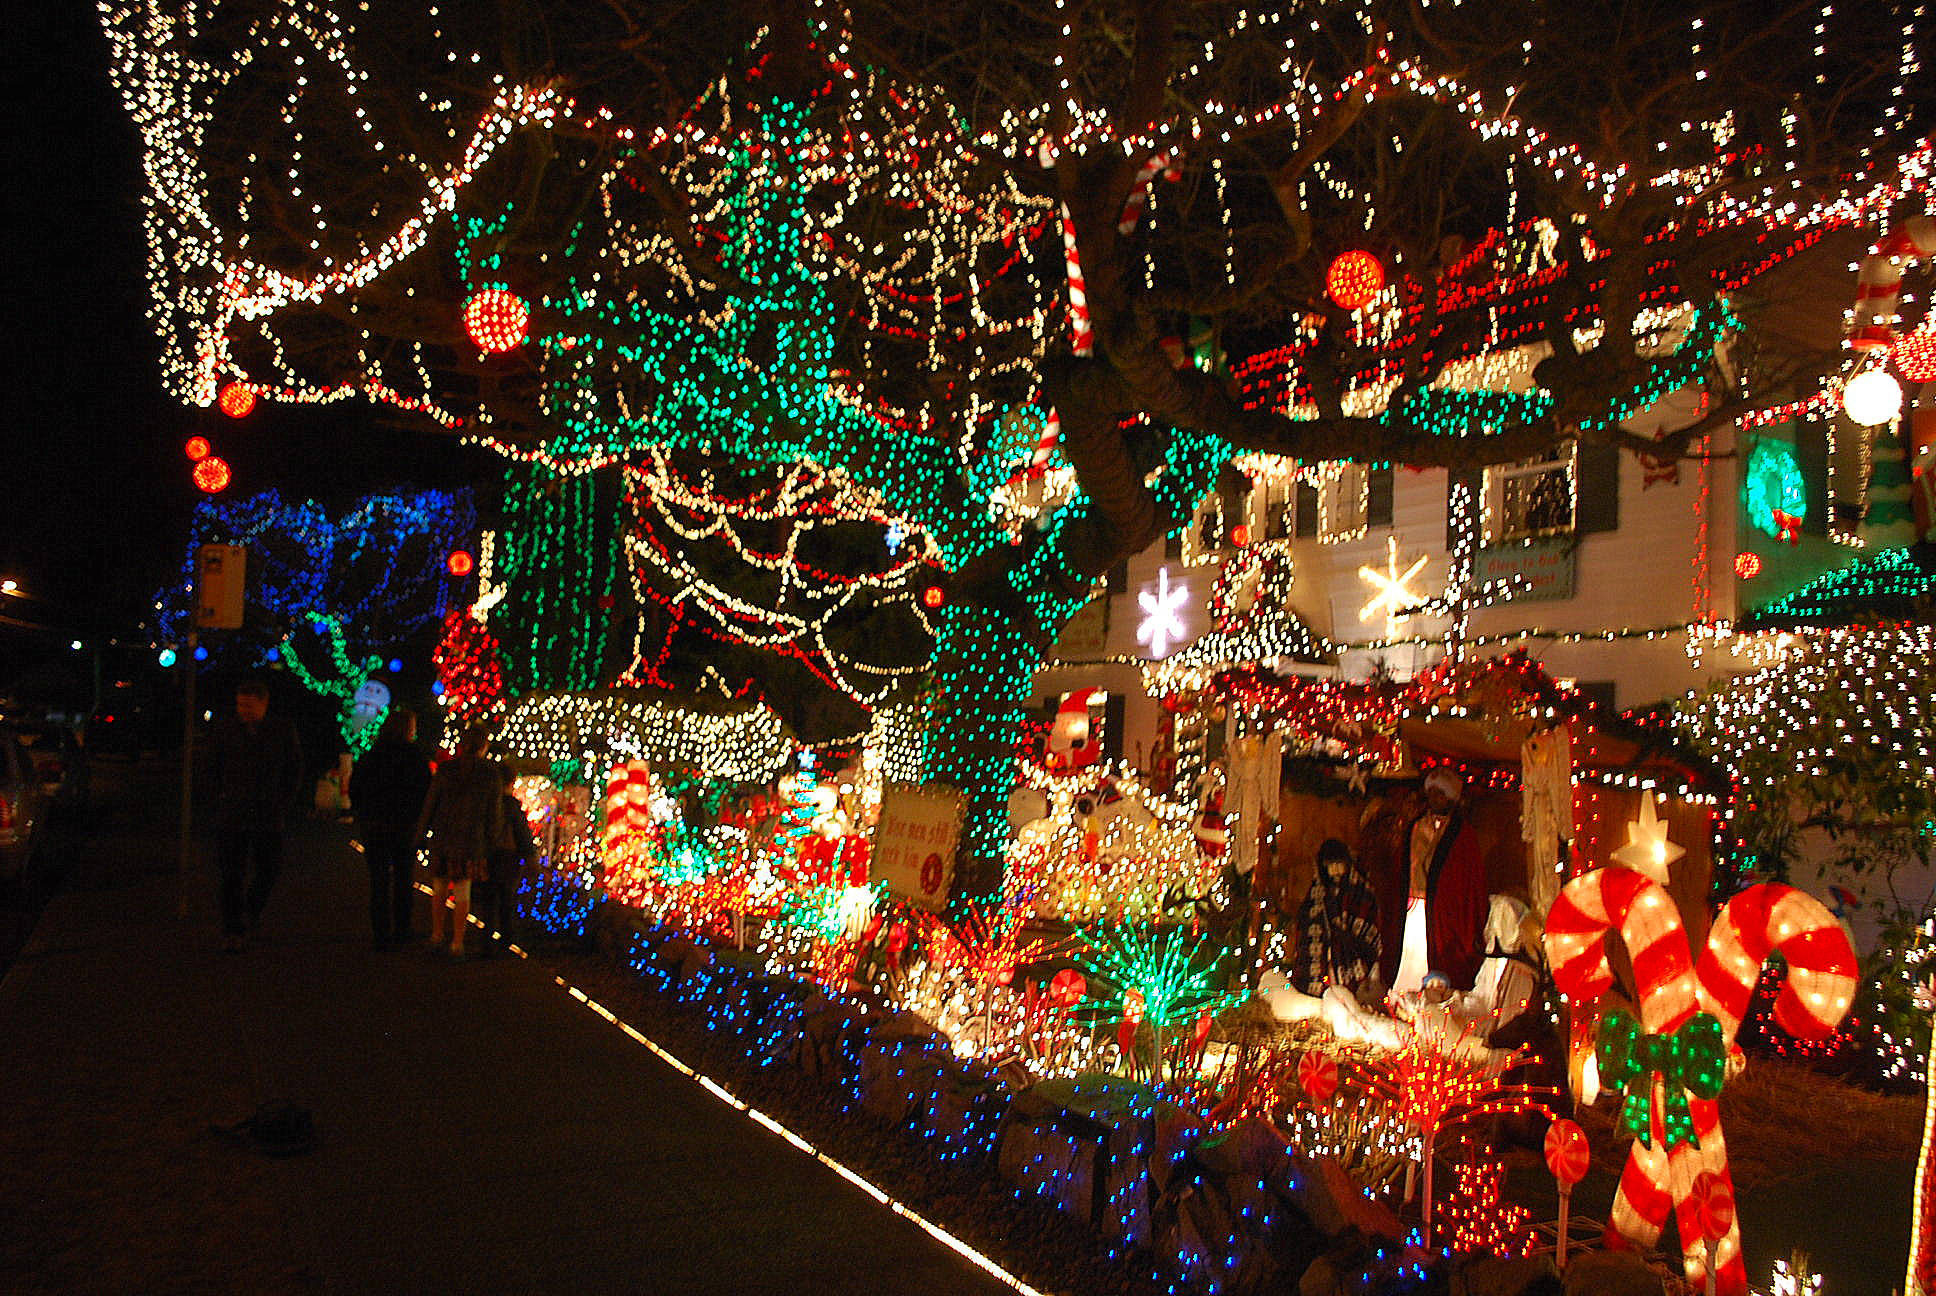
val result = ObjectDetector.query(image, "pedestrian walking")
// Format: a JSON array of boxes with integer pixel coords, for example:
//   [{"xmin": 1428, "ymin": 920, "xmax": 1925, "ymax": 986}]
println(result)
[
  {"xmin": 412, "ymin": 726, "xmax": 502, "ymax": 958},
  {"xmin": 348, "ymin": 707, "xmax": 431, "ymax": 950},
  {"xmin": 206, "ymin": 678, "xmax": 304, "ymax": 952},
  {"xmin": 476, "ymin": 765, "xmax": 537, "ymax": 956}
]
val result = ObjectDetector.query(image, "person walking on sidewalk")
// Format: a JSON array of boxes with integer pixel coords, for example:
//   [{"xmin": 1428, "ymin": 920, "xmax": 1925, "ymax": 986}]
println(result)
[
  {"xmin": 412, "ymin": 726, "xmax": 502, "ymax": 958},
  {"xmin": 207, "ymin": 678, "xmax": 304, "ymax": 953},
  {"xmin": 348, "ymin": 707, "xmax": 431, "ymax": 950},
  {"xmin": 475, "ymin": 765, "xmax": 537, "ymax": 957}
]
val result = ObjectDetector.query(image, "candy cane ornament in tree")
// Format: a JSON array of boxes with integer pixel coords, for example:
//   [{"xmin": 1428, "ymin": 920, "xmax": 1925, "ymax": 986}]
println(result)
[{"xmin": 1850, "ymin": 215, "xmax": 1936, "ymax": 350}]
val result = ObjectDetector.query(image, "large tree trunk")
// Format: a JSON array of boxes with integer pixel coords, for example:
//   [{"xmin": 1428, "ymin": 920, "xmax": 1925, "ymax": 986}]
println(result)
[{"xmin": 918, "ymin": 603, "xmax": 1052, "ymax": 909}]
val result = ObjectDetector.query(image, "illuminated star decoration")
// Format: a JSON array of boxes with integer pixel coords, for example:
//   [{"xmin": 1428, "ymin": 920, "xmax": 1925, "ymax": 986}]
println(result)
[
  {"xmin": 1137, "ymin": 566, "xmax": 1190, "ymax": 658},
  {"xmin": 1358, "ymin": 535, "xmax": 1429, "ymax": 636},
  {"xmin": 1611, "ymin": 792, "xmax": 1686, "ymax": 884}
]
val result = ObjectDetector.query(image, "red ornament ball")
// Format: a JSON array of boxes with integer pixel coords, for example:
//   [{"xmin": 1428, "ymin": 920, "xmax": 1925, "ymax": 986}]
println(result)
[
  {"xmin": 462, "ymin": 286, "xmax": 530, "ymax": 353},
  {"xmin": 1229, "ymin": 523, "xmax": 1251, "ymax": 548},
  {"xmin": 217, "ymin": 382, "xmax": 256, "ymax": 419},
  {"xmin": 183, "ymin": 436, "xmax": 212, "ymax": 462},
  {"xmin": 1325, "ymin": 250, "xmax": 1385, "ymax": 310},
  {"xmin": 1733, "ymin": 551, "xmax": 1762, "ymax": 580},
  {"xmin": 193, "ymin": 456, "xmax": 232, "ymax": 494},
  {"xmin": 921, "ymin": 584, "xmax": 947, "ymax": 609},
  {"xmin": 446, "ymin": 549, "xmax": 475, "ymax": 578},
  {"xmin": 1896, "ymin": 329, "xmax": 1936, "ymax": 383}
]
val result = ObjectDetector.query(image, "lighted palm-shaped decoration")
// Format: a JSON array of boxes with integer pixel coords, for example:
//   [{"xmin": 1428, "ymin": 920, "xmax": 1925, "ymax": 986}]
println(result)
[
  {"xmin": 1363, "ymin": 1030, "xmax": 1555, "ymax": 1247},
  {"xmin": 1078, "ymin": 922, "xmax": 1242, "ymax": 1083}
]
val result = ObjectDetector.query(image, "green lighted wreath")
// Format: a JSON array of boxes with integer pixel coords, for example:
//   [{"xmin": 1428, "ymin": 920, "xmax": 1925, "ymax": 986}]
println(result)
[{"xmin": 1744, "ymin": 439, "xmax": 1806, "ymax": 538}]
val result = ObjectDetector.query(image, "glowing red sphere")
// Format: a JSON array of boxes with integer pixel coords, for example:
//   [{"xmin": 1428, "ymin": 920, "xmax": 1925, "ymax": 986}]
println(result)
[
  {"xmin": 1229, "ymin": 524, "xmax": 1251, "ymax": 548},
  {"xmin": 1896, "ymin": 329, "xmax": 1936, "ymax": 383},
  {"xmin": 1734, "ymin": 551, "xmax": 1762, "ymax": 580},
  {"xmin": 446, "ymin": 549, "xmax": 475, "ymax": 578},
  {"xmin": 194, "ymin": 456, "xmax": 232, "ymax": 493},
  {"xmin": 183, "ymin": 436, "xmax": 212, "ymax": 462},
  {"xmin": 1325, "ymin": 250, "xmax": 1385, "ymax": 311},
  {"xmin": 218, "ymin": 382, "xmax": 257, "ymax": 419},
  {"xmin": 462, "ymin": 287, "xmax": 530, "ymax": 353},
  {"xmin": 921, "ymin": 584, "xmax": 947, "ymax": 610}
]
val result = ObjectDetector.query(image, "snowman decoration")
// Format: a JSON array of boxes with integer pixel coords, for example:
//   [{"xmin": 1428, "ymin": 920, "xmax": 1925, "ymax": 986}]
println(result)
[{"xmin": 349, "ymin": 678, "xmax": 391, "ymax": 737}]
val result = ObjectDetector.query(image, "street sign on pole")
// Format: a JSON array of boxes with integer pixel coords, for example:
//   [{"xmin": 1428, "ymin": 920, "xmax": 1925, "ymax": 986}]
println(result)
[{"xmin": 195, "ymin": 544, "xmax": 246, "ymax": 629}]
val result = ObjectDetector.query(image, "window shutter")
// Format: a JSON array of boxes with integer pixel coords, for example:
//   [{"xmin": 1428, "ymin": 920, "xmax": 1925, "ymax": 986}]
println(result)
[
  {"xmin": 1106, "ymin": 561, "xmax": 1128, "ymax": 594},
  {"xmin": 1446, "ymin": 468, "xmax": 1481, "ymax": 550},
  {"xmin": 1797, "ymin": 420, "xmax": 1830, "ymax": 537},
  {"xmin": 1294, "ymin": 483, "xmax": 1319, "ymax": 537},
  {"xmin": 1103, "ymin": 692, "xmax": 1127, "ymax": 763},
  {"xmin": 1575, "ymin": 442, "xmax": 1621, "ymax": 535},
  {"xmin": 1165, "ymin": 528, "xmax": 1182, "ymax": 559},
  {"xmin": 1367, "ymin": 465, "xmax": 1394, "ymax": 527}
]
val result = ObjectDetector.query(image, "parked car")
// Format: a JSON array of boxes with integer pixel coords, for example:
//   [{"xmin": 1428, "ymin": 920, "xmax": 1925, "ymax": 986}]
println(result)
[
  {"xmin": 0, "ymin": 726, "xmax": 47, "ymax": 889},
  {"xmin": 17, "ymin": 721, "xmax": 88, "ymax": 817}
]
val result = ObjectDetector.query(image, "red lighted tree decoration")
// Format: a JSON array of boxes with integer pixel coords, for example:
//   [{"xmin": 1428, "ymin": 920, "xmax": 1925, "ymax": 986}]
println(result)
[
  {"xmin": 461, "ymin": 286, "xmax": 530, "ymax": 352},
  {"xmin": 1325, "ymin": 250, "xmax": 1385, "ymax": 309},
  {"xmin": 431, "ymin": 608, "xmax": 508, "ymax": 729},
  {"xmin": 218, "ymin": 381, "xmax": 256, "ymax": 418},
  {"xmin": 193, "ymin": 456, "xmax": 232, "ymax": 493}
]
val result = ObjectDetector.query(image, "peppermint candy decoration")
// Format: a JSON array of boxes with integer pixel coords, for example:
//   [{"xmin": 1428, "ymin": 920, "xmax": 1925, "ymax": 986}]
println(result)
[
  {"xmin": 1297, "ymin": 1051, "xmax": 1339, "ymax": 1104},
  {"xmin": 1543, "ymin": 1119, "xmax": 1589, "ymax": 1187}
]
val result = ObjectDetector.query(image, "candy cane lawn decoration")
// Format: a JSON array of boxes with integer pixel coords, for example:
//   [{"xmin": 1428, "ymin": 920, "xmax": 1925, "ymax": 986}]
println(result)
[
  {"xmin": 602, "ymin": 760, "xmax": 656, "ymax": 840},
  {"xmin": 1689, "ymin": 884, "xmax": 1857, "ymax": 1294},
  {"xmin": 1546, "ymin": 870, "xmax": 1855, "ymax": 1296},
  {"xmin": 1851, "ymin": 215, "xmax": 1936, "ymax": 350}
]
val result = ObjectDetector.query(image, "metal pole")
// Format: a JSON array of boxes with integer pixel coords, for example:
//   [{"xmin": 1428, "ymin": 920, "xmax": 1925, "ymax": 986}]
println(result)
[{"xmin": 177, "ymin": 631, "xmax": 198, "ymax": 917}]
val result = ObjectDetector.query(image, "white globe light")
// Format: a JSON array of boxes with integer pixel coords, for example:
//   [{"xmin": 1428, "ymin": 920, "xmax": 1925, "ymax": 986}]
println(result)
[{"xmin": 1842, "ymin": 369, "xmax": 1903, "ymax": 425}]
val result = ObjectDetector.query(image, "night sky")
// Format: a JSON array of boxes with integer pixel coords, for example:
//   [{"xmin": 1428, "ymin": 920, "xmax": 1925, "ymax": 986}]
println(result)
[{"xmin": 2, "ymin": 3, "xmax": 493, "ymax": 675}]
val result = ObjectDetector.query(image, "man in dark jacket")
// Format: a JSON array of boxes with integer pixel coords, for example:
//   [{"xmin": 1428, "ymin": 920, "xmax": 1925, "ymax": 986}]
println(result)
[
  {"xmin": 207, "ymin": 678, "xmax": 304, "ymax": 951},
  {"xmin": 349, "ymin": 707, "xmax": 432, "ymax": 949}
]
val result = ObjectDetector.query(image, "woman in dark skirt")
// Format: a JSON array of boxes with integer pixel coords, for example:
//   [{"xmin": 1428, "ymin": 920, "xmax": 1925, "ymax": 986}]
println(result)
[{"xmin": 412, "ymin": 727, "xmax": 503, "ymax": 958}]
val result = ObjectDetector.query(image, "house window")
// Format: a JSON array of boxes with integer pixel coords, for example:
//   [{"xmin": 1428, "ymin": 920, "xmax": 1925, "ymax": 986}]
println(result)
[
  {"xmin": 1486, "ymin": 445, "xmax": 1577, "ymax": 543},
  {"xmin": 1318, "ymin": 463, "xmax": 1369, "ymax": 542},
  {"xmin": 1263, "ymin": 478, "xmax": 1296, "ymax": 542},
  {"xmin": 1183, "ymin": 477, "xmax": 1263, "ymax": 564}
]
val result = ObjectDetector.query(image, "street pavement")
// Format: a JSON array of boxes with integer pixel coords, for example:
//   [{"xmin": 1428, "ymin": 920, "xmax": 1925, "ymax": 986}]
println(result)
[{"xmin": 0, "ymin": 759, "xmax": 1010, "ymax": 1295}]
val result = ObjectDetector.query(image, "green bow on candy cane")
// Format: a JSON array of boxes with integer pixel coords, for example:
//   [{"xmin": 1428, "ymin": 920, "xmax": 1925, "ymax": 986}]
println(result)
[{"xmin": 1595, "ymin": 1009, "xmax": 1728, "ymax": 1149}]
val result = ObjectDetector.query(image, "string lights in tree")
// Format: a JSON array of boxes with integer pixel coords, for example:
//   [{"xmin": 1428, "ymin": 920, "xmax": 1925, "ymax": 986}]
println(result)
[
  {"xmin": 155, "ymin": 487, "xmax": 475, "ymax": 668},
  {"xmin": 105, "ymin": 0, "xmax": 1933, "ymax": 909}
]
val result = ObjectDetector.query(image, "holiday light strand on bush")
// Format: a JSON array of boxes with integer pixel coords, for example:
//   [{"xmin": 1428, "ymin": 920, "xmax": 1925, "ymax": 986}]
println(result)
[{"xmin": 492, "ymin": 690, "xmax": 794, "ymax": 784}]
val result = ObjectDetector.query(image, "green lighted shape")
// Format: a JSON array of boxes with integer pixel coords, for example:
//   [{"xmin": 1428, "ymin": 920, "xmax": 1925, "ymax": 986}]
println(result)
[
  {"xmin": 280, "ymin": 612, "xmax": 387, "ymax": 756},
  {"xmin": 1744, "ymin": 438, "xmax": 1807, "ymax": 537}
]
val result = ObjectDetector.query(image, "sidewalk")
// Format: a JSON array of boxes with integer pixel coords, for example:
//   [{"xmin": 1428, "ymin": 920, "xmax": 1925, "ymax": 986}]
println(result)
[{"xmin": 0, "ymin": 779, "xmax": 1010, "ymax": 1295}]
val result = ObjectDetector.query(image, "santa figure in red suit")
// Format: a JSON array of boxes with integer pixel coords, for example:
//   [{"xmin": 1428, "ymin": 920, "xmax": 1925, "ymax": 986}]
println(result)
[{"xmin": 1389, "ymin": 766, "xmax": 1489, "ymax": 996}]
